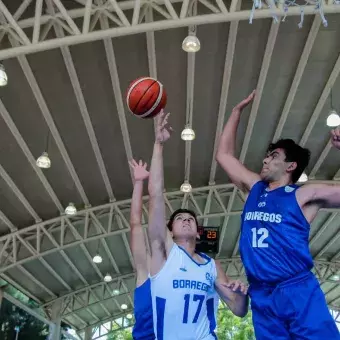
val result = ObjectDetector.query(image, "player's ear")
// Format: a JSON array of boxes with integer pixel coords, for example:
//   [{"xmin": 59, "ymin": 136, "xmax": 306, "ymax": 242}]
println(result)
[
  {"xmin": 287, "ymin": 161, "xmax": 297, "ymax": 172},
  {"xmin": 196, "ymin": 233, "xmax": 200, "ymax": 240}
]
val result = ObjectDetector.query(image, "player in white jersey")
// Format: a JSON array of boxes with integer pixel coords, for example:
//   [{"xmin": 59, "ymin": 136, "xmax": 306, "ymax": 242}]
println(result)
[{"xmin": 147, "ymin": 112, "xmax": 249, "ymax": 340}]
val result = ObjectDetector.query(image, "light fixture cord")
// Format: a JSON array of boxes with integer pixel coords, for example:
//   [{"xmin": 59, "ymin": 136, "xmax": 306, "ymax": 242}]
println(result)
[
  {"xmin": 330, "ymin": 87, "xmax": 334, "ymax": 110},
  {"xmin": 45, "ymin": 131, "xmax": 50, "ymax": 153}
]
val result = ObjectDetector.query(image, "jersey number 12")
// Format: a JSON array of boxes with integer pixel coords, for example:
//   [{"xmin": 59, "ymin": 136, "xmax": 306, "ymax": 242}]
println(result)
[{"xmin": 251, "ymin": 228, "xmax": 269, "ymax": 248}]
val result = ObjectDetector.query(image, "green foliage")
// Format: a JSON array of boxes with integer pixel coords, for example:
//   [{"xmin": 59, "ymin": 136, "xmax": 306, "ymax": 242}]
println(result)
[
  {"xmin": 0, "ymin": 298, "xmax": 49, "ymax": 340},
  {"xmin": 0, "ymin": 298, "xmax": 70, "ymax": 340},
  {"xmin": 215, "ymin": 304, "xmax": 255, "ymax": 340},
  {"xmin": 107, "ymin": 327, "xmax": 133, "ymax": 340}
]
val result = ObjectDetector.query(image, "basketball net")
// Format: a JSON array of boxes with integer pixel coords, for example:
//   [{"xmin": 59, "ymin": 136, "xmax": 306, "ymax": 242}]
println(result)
[{"xmin": 249, "ymin": 0, "xmax": 330, "ymax": 28}]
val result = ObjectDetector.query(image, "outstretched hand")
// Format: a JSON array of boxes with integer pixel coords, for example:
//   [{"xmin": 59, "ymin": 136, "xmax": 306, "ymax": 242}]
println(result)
[
  {"xmin": 233, "ymin": 90, "xmax": 256, "ymax": 113},
  {"xmin": 331, "ymin": 127, "xmax": 340, "ymax": 150},
  {"xmin": 155, "ymin": 110, "xmax": 173, "ymax": 144},
  {"xmin": 224, "ymin": 279, "xmax": 248, "ymax": 296},
  {"xmin": 129, "ymin": 159, "xmax": 149, "ymax": 181}
]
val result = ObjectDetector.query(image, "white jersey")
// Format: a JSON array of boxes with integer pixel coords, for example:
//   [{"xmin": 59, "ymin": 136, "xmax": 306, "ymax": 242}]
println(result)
[{"xmin": 151, "ymin": 244, "xmax": 218, "ymax": 340}]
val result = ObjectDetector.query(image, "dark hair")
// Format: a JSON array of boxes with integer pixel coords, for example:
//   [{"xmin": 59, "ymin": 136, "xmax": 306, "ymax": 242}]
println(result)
[
  {"xmin": 267, "ymin": 139, "xmax": 311, "ymax": 183},
  {"xmin": 167, "ymin": 209, "xmax": 198, "ymax": 231}
]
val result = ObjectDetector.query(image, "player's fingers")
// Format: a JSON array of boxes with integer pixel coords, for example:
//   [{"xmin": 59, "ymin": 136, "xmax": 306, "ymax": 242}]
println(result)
[
  {"xmin": 156, "ymin": 111, "xmax": 164, "ymax": 124},
  {"xmin": 143, "ymin": 162, "xmax": 147, "ymax": 169},
  {"xmin": 129, "ymin": 160, "xmax": 136, "ymax": 168},
  {"xmin": 240, "ymin": 284, "xmax": 247, "ymax": 294},
  {"xmin": 248, "ymin": 92, "xmax": 255, "ymax": 100},
  {"xmin": 139, "ymin": 160, "xmax": 142, "ymax": 166},
  {"xmin": 232, "ymin": 281, "xmax": 240, "ymax": 291}
]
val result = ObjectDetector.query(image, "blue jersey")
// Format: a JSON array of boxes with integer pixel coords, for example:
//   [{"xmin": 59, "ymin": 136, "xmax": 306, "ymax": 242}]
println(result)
[
  {"xmin": 151, "ymin": 244, "xmax": 217, "ymax": 340},
  {"xmin": 240, "ymin": 181, "xmax": 313, "ymax": 284},
  {"xmin": 133, "ymin": 278, "xmax": 155, "ymax": 339}
]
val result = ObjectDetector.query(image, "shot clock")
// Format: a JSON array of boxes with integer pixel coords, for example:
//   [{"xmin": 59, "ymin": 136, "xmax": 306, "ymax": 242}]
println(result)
[{"xmin": 196, "ymin": 226, "xmax": 219, "ymax": 254}]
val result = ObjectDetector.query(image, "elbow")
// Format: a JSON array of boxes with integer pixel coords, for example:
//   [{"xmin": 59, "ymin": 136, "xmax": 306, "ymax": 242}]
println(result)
[
  {"xmin": 232, "ymin": 305, "xmax": 248, "ymax": 318},
  {"xmin": 216, "ymin": 151, "xmax": 233, "ymax": 164},
  {"xmin": 236, "ymin": 308, "xmax": 248, "ymax": 318}
]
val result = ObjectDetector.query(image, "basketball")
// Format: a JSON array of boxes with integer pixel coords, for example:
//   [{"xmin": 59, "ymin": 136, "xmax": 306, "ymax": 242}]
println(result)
[{"xmin": 126, "ymin": 77, "xmax": 167, "ymax": 119}]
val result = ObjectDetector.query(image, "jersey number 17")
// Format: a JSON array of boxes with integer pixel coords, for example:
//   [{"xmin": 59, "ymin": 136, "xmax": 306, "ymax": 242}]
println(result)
[{"xmin": 183, "ymin": 294, "xmax": 204, "ymax": 323}]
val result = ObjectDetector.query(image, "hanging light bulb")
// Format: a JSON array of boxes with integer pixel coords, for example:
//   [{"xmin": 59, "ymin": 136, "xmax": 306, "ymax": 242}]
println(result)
[
  {"xmin": 65, "ymin": 202, "xmax": 77, "ymax": 216},
  {"xmin": 326, "ymin": 110, "xmax": 340, "ymax": 127},
  {"xmin": 92, "ymin": 254, "xmax": 102, "ymax": 263},
  {"xmin": 126, "ymin": 314, "xmax": 133, "ymax": 319},
  {"xmin": 0, "ymin": 63, "xmax": 8, "ymax": 86},
  {"xmin": 330, "ymin": 274, "xmax": 340, "ymax": 282},
  {"xmin": 180, "ymin": 181, "xmax": 192, "ymax": 193},
  {"xmin": 182, "ymin": 35, "xmax": 201, "ymax": 52},
  {"xmin": 104, "ymin": 273, "xmax": 112, "ymax": 282},
  {"xmin": 36, "ymin": 152, "xmax": 51, "ymax": 168},
  {"xmin": 298, "ymin": 172, "xmax": 308, "ymax": 183},
  {"xmin": 113, "ymin": 289, "xmax": 120, "ymax": 295},
  {"xmin": 181, "ymin": 126, "xmax": 195, "ymax": 141},
  {"xmin": 121, "ymin": 304, "xmax": 128, "ymax": 310}
]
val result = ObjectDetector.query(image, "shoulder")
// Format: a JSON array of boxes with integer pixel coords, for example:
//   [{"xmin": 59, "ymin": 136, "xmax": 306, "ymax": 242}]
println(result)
[{"xmin": 246, "ymin": 180, "xmax": 266, "ymax": 195}]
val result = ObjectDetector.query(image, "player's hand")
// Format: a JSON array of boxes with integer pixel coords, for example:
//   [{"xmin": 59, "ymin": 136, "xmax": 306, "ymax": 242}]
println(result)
[
  {"xmin": 155, "ymin": 110, "xmax": 173, "ymax": 144},
  {"xmin": 233, "ymin": 90, "xmax": 255, "ymax": 113},
  {"xmin": 330, "ymin": 127, "xmax": 340, "ymax": 150},
  {"xmin": 129, "ymin": 159, "xmax": 149, "ymax": 181},
  {"xmin": 225, "ymin": 279, "xmax": 248, "ymax": 295}
]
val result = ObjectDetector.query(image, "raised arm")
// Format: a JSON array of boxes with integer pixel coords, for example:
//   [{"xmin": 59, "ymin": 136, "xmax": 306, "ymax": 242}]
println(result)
[
  {"xmin": 129, "ymin": 159, "xmax": 150, "ymax": 286},
  {"xmin": 214, "ymin": 261, "xmax": 249, "ymax": 317},
  {"xmin": 216, "ymin": 91, "xmax": 260, "ymax": 192},
  {"xmin": 296, "ymin": 127, "xmax": 340, "ymax": 222},
  {"xmin": 148, "ymin": 112, "xmax": 174, "ymax": 276}
]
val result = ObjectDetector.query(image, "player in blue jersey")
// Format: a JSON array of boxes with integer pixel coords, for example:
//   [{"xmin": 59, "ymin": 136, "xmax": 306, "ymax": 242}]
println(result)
[
  {"xmin": 129, "ymin": 159, "xmax": 155, "ymax": 340},
  {"xmin": 147, "ymin": 111, "xmax": 249, "ymax": 340},
  {"xmin": 216, "ymin": 91, "xmax": 340, "ymax": 339}
]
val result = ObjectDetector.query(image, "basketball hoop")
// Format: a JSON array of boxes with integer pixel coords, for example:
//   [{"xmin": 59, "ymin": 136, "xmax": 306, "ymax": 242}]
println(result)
[{"xmin": 249, "ymin": 0, "xmax": 329, "ymax": 28}]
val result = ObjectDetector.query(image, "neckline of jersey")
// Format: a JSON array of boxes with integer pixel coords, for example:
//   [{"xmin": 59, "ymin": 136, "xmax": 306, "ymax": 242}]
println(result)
[
  {"xmin": 178, "ymin": 245, "xmax": 211, "ymax": 267},
  {"xmin": 264, "ymin": 183, "xmax": 296, "ymax": 193}
]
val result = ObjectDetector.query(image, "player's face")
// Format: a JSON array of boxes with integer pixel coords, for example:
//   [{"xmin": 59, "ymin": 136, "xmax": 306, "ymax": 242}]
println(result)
[
  {"xmin": 260, "ymin": 148, "xmax": 294, "ymax": 182},
  {"xmin": 171, "ymin": 213, "xmax": 198, "ymax": 239}
]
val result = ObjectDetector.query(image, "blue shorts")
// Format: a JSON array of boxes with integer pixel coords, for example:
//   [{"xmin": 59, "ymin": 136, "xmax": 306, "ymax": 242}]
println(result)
[
  {"xmin": 249, "ymin": 272, "xmax": 340, "ymax": 340},
  {"xmin": 132, "ymin": 278, "xmax": 155, "ymax": 340}
]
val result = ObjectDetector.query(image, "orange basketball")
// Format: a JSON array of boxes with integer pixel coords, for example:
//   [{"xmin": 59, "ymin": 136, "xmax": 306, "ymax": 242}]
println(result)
[{"xmin": 126, "ymin": 77, "xmax": 167, "ymax": 119}]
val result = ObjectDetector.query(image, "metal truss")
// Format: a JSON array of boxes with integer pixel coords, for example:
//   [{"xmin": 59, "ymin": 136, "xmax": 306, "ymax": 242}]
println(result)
[
  {"xmin": 42, "ymin": 273, "xmax": 135, "ymax": 328},
  {"xmin": 0, "ymin": 0, "xmax": 338, "ymax": 60},
  {"xmin": 0, "ymin": 183, "xmax": 240, "ymax": 274},
  {"xmin": 1, "ymin": 180, "xmax": 338, "ymax": 275}
]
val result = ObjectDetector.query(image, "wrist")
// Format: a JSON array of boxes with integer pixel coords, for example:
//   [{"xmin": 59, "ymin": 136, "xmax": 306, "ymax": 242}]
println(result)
[{"xmin": 232, "ymin": 108, "xmax": 241, "ymax": 115}]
